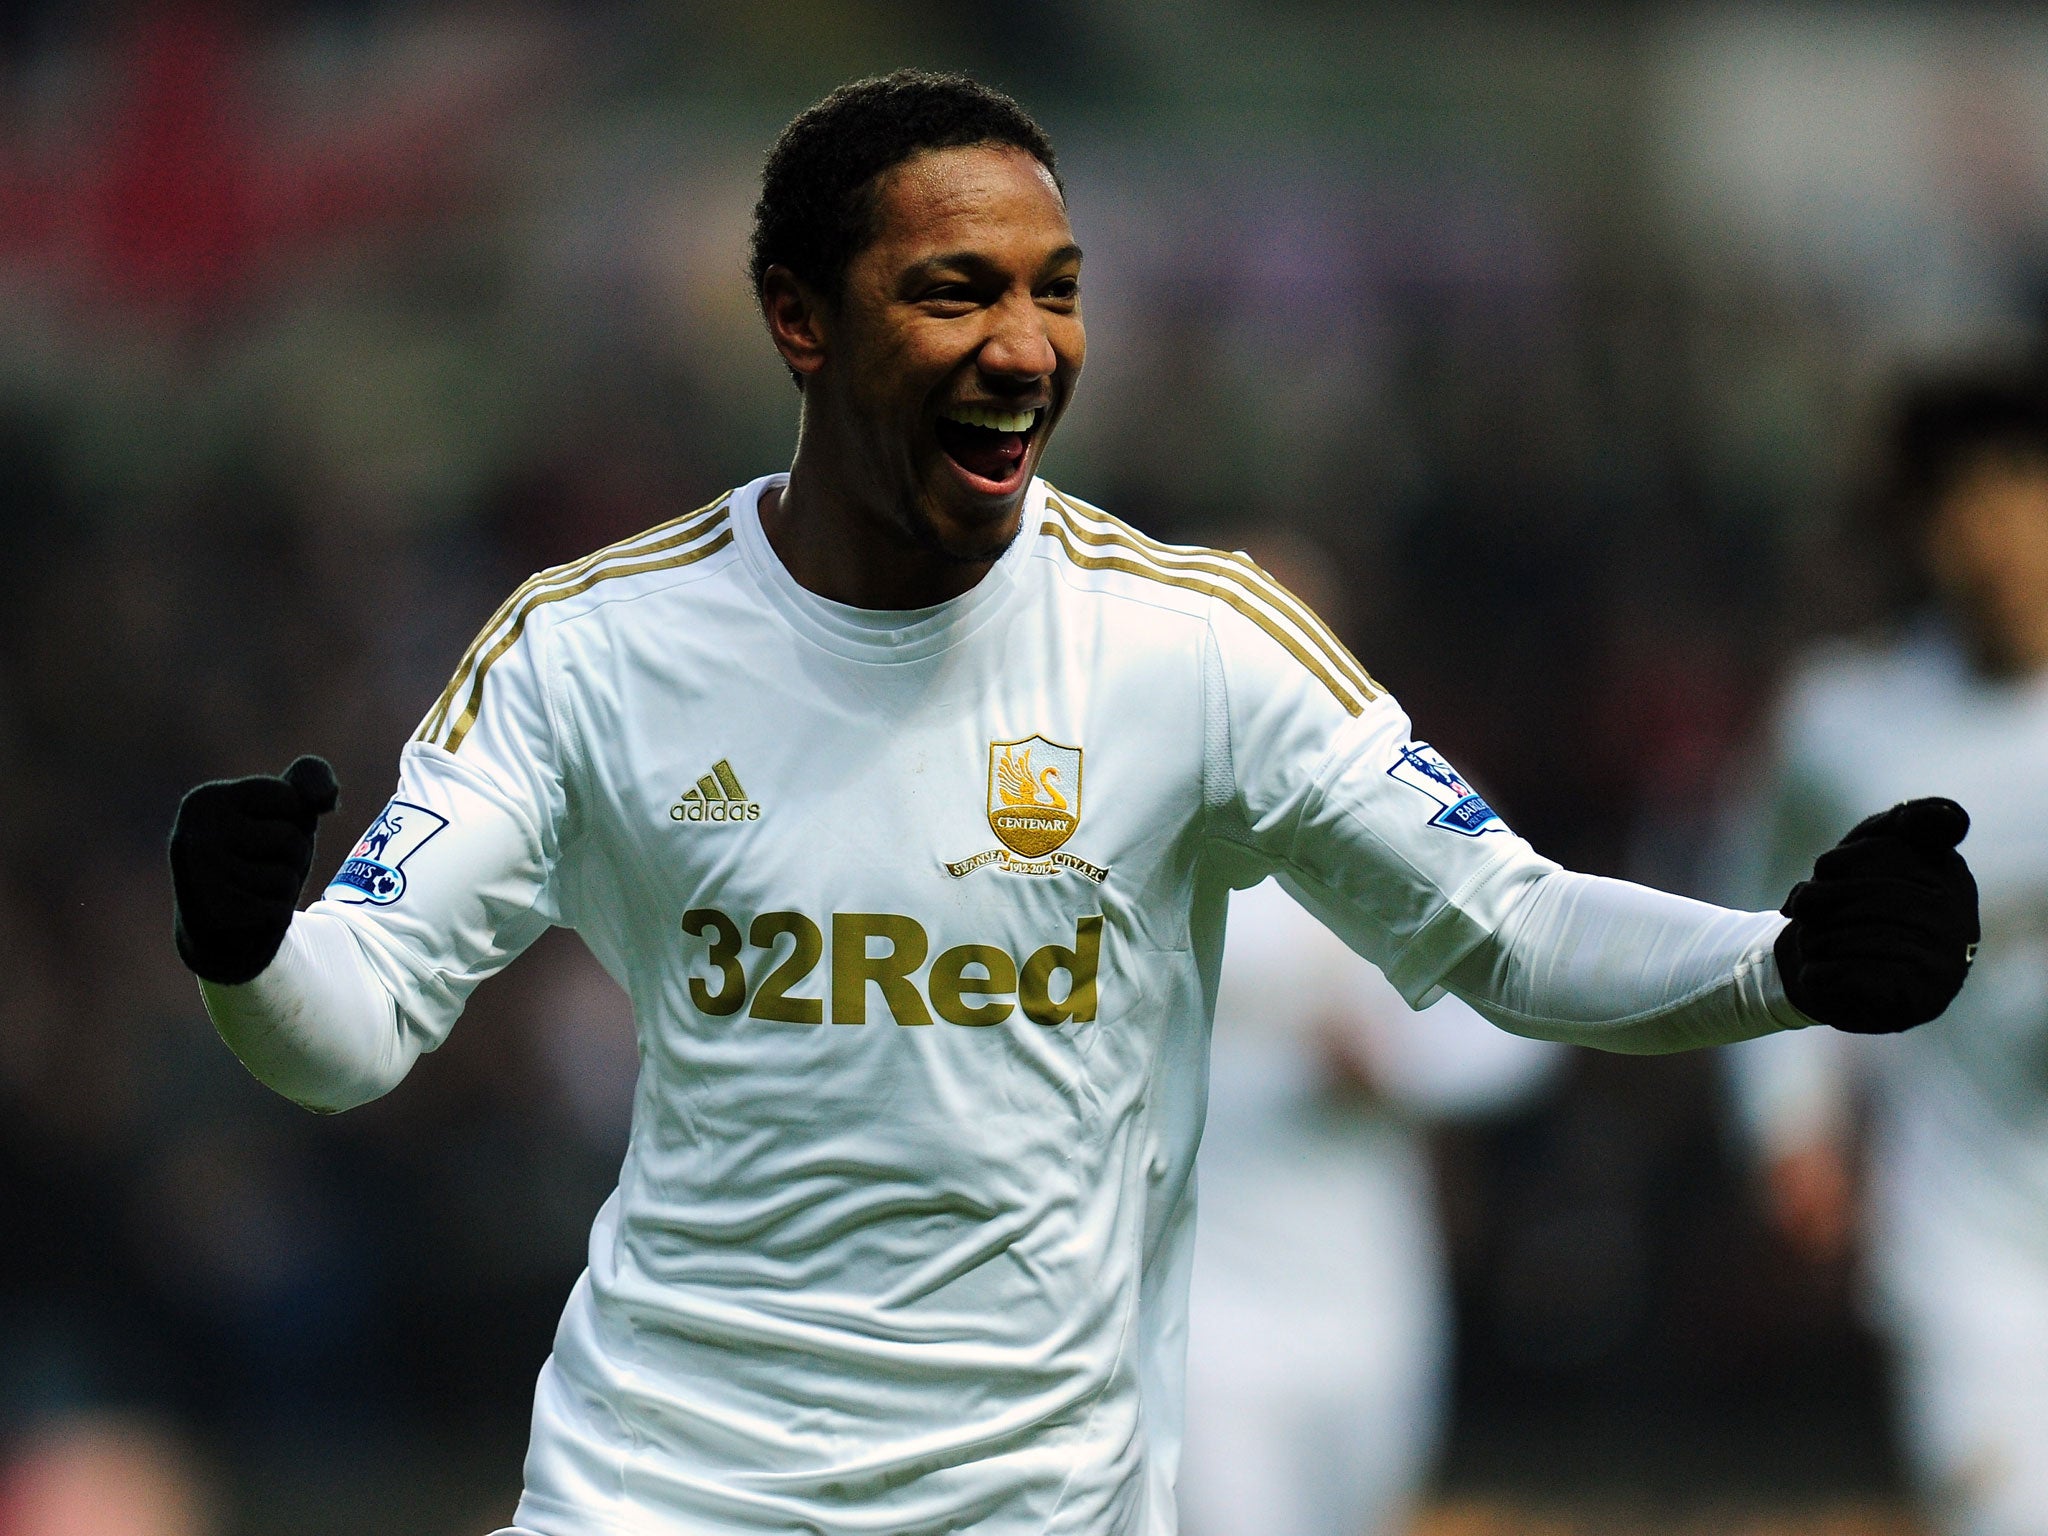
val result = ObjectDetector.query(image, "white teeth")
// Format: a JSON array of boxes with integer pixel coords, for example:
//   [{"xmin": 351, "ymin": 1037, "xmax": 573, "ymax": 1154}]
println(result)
[{"xmin": 943, "ymin": 405, "xmax": 1039, "ymax": 433}]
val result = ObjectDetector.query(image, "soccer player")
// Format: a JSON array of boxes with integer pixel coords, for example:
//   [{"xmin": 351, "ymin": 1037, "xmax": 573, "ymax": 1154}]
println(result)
[
  {"xmin": 1728, "ymin": 365, "xmax": 2048, "ymax": 1536},
  {"xmin": 169, "ymin": 72, "xmax": 1978, "ymax": 1536}
]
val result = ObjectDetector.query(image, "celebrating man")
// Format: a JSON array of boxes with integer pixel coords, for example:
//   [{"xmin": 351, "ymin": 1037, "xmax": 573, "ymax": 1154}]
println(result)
[{"xmin": 170, "ymin": 72, "xmax": 1977, "ymax": 1536}]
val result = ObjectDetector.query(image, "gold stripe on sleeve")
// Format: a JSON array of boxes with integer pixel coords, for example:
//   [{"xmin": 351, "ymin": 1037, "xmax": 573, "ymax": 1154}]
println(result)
[
  {"xmin": 419, "ymin": 586, "xmax": 534, "ymax": 745},
  {"xmin": 1045, "ymin": 490, "xmax": 1379, "ymax": 701},
  {"xmin": 418, "ymin": 496, "xmax": 730, "ymax": 744},
  {"xmin": 1043, "ymin": 493, "xmax": 1380, "ymax": 703},
  {"xmin": 437, "ymin": 520, "xmax": 735, "ymax": 754},
  {"xmin": 1040, "ymin": 519, "xmax": 1367, "ymax": 717}
]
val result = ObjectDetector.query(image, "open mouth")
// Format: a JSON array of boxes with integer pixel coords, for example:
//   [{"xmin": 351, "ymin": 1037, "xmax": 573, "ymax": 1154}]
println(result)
[{"xmin": 935, "ymin": 404, "xmax": 1042, "ymax": 493}]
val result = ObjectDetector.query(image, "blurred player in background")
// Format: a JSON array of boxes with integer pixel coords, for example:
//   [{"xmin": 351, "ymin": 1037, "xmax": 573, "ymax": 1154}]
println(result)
[
  {"xmin": 1178, "ymin": 537, "xmax": 1561, "ymax": 1536},
  {"xmin": 1729, "ymin": 364, "xmax": 2048, "ymax": 1536},
  {"xmin": 1181, "ymin": 876, "xmax": 1559, "ymax": 1536}
]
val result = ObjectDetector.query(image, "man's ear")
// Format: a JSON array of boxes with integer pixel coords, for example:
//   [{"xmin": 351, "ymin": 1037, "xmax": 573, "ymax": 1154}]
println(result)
[{"xmin": 761, "ymin": 266, "xmax": 828, "ymax": 383}]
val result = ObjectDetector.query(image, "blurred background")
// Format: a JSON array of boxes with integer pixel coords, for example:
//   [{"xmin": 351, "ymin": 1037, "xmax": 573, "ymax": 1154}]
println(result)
[{"xmin": 4, "ymin": 2, "xmax": 2046, "ymax": 1532}]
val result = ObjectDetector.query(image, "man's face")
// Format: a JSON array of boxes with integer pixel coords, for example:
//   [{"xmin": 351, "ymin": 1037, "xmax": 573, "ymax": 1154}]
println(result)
[
  {"xmin": 807, "ymin": 143, "xmax": 1084, "ymax": 565},
  {"xmin": 1927, "ymin": 447, "xmax": 2048, "ymax": 673}
]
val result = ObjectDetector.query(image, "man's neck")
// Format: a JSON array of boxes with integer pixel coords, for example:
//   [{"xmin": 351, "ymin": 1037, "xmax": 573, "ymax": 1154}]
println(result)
[{"xmin": 758, "ymin": 462, "xmax": 1002, "ymax": 611}]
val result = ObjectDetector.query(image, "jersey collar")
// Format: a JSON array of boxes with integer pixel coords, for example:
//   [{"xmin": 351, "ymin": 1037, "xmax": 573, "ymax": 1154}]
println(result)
[{"xmin": 729, "ymin": 473, "xmax": 1043, "ymax": 663}]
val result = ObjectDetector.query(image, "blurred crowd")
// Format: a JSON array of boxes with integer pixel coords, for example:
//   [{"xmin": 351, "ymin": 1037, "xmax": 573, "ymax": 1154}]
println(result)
[{"xmin": 7, "ymin": 3, "xmax": 2048, "ymax": 1532}]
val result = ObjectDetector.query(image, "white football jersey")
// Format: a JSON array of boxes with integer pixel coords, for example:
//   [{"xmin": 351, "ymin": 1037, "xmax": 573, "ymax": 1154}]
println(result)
[{"xmin": 313, "ymin": 473, "xmax": 1554, "ymax": 1536}]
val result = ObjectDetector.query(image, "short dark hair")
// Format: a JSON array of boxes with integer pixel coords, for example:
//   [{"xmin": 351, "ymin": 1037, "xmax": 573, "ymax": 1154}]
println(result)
[
  {"xmin": 749, "ymin": 70, "xmax": 1060, "ymax": 306},
  {"xmin": 1887, "ymin": 363, "xmax": 2048, "ymax": 521}
]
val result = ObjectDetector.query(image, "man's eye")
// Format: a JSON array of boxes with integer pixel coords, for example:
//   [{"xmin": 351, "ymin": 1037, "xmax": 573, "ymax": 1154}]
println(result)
[{"xmin": 1042, "ymin": 280, "xmax": 1080, "ymax": 302}]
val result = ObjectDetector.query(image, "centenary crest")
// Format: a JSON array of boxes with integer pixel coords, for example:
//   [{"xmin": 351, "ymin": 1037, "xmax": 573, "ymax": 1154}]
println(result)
[
  {"xmin": 989, "ymin": 736, "xmax": 1082, "ymax": 856},
  {"xmin": 944, "ymin": 735, "xmax": 1106, "ymax": 882}
]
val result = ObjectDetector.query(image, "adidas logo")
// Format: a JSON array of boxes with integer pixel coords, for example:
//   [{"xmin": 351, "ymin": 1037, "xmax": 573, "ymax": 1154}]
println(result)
[{"xmin": 670, "ymin": 759, "xmax": 761, "ymax": 823}]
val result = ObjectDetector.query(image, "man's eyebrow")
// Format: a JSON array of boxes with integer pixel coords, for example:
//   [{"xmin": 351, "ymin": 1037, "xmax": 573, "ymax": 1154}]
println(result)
[{"xmin": 905, "ymin": 244, "xmax": 1085, "ymax": 278}]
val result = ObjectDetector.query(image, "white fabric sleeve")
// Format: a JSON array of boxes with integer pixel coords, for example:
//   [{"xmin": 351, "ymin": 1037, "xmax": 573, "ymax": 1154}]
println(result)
[
  {"xmin": 1203, "ymin": 583, "xmax": 1817, "ymax": 1054},
  {"xmin": 1219, "ymin": 876, "xmax": 1563, "ymax": 1117},
  {"xmin": 309, "ymin": 740, "xmax": 560, "ymax": 1033},
  {"xmin": 1202, "ymin": 603, "xmax": 1558, "ymax": 1006},
  {"xmin": 197, "ymin": 590, "xmax": 570, "ymax": 1110},
  {"xmin": 200, "ymin": 910, "xmax": 412, "ymax": 1113},
  {"xmin": 1442, "ymin": 869, "xmax": 1815, "ymax": 1053}
]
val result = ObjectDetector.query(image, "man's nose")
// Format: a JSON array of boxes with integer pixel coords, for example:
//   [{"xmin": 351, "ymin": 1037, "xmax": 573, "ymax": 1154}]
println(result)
[{"xmin": 978, "ymin": 293, "xmax": 1057, "ymax": 381}]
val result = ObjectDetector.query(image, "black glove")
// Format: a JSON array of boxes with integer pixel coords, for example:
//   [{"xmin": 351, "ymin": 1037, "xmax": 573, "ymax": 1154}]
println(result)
[
  {"xmin": 1775, "ymin": 797, "xmax": 1979, "ymax": 1034},
  {"xmin": 170, "ymin": 755, "xmax": 340, "ymax": 986}
]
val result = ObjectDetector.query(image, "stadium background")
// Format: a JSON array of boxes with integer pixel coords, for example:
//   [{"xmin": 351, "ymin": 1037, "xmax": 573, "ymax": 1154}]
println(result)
[{"xmin": 0, "ymin": 3, "xmax": 2039, "ymax": 1531}]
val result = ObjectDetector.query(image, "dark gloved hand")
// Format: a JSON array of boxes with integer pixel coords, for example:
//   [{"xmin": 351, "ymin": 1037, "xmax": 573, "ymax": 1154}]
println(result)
[
  {"xmin": 170, "ymin": 755, "xmax": 340, "ymax": 986},
  {"xmin": 1775, "ymin": 797, "xmax": 1979, "ymax": 1034}
]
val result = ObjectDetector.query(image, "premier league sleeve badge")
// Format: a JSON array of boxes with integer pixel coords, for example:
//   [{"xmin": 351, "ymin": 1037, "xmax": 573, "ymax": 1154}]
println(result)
[
  {"xmin": 1386, "ymin": 742, "xmax": 1505, "ymax": 836},
  {"xmin": 327, "ymin": 799, "xmax": 451, "ymax": 905}
]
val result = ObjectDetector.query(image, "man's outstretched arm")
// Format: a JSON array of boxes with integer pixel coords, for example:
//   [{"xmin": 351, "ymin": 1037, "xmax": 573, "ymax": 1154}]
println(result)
[
  {"xmin": 1434, "ymin": 797, "xmax": 1978, "ymax": 1053},
  {"xmin": 1206, "ymin": 582, "xmax": 1978, "ymax": 1053},
  {"xmin": 170, "ymin": 740, "xmax": 560, "ymax": 1113},
  {"xmin": 170, "ymin": 753, "xmax": 413, "ymax": 1111},
  {"xmin": 172, "ymin": 584, "xmax": 571, "ymax": 1111}
]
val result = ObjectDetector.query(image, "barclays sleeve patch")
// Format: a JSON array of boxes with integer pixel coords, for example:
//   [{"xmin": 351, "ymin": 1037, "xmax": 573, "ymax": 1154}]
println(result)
[
  {"xmin": 327, "ymin": 799, "xmax": 449, "ymax": 905},
  {"xmin": 1387, "ymin": 742, "xmax": 1505, "ymax": 836}
]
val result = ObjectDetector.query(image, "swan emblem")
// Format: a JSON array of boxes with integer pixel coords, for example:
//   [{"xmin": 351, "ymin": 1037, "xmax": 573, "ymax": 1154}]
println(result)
[
  {"xmin": 996, "ymin": 746, "xmax": 1069, "ymax": 812},
  {"xmin": 986, "ymin": 736, "xmax": 1082, "ymax": 857}
]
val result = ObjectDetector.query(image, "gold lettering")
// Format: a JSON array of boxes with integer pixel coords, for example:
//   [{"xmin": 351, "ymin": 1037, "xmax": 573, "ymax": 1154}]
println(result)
[
  {"xmin": 831, "ymin": 913, "xmax": 933, "ymax": 1026},
  {"xmin": 681, "ymin": 908, "xmax": 746, "ymax": 1016},
  {"xmin": 930, "ymin": 944, "xmax": 1018, "ymax": 1027},
  {"xmin": 748, "ymin": 911, "xmax": 824, "ymax": 1024},
  {"xmin": 1020, "ymin": 915, "xmax": 1102, "ymax": 1026}
]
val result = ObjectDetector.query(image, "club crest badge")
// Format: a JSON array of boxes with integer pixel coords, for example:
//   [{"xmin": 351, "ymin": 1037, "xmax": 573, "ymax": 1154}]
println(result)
[
  {"xmin": 990, "ymin": 736, "xmax": 1081, "ymax": 856},
  {"xmin": 1387, "ymin": 742, "xmax": 1505, "ymax": 836},
  {"xmin": 327, "ymin": 799, "xmax": 450, "ymax": 905},
  {"xmin": 945, "ymin": 735, "xmax": 1108, "ymax": 882}
]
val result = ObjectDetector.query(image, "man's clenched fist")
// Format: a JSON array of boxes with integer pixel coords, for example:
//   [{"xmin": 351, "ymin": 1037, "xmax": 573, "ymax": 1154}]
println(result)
[
  {"xmin": 170, "ymin": 755, "xmax": 340, "ymax": 986},
  {"xmin": 1776, "ymin": 796, "xmax": 1979, "ymax": 1034}
]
